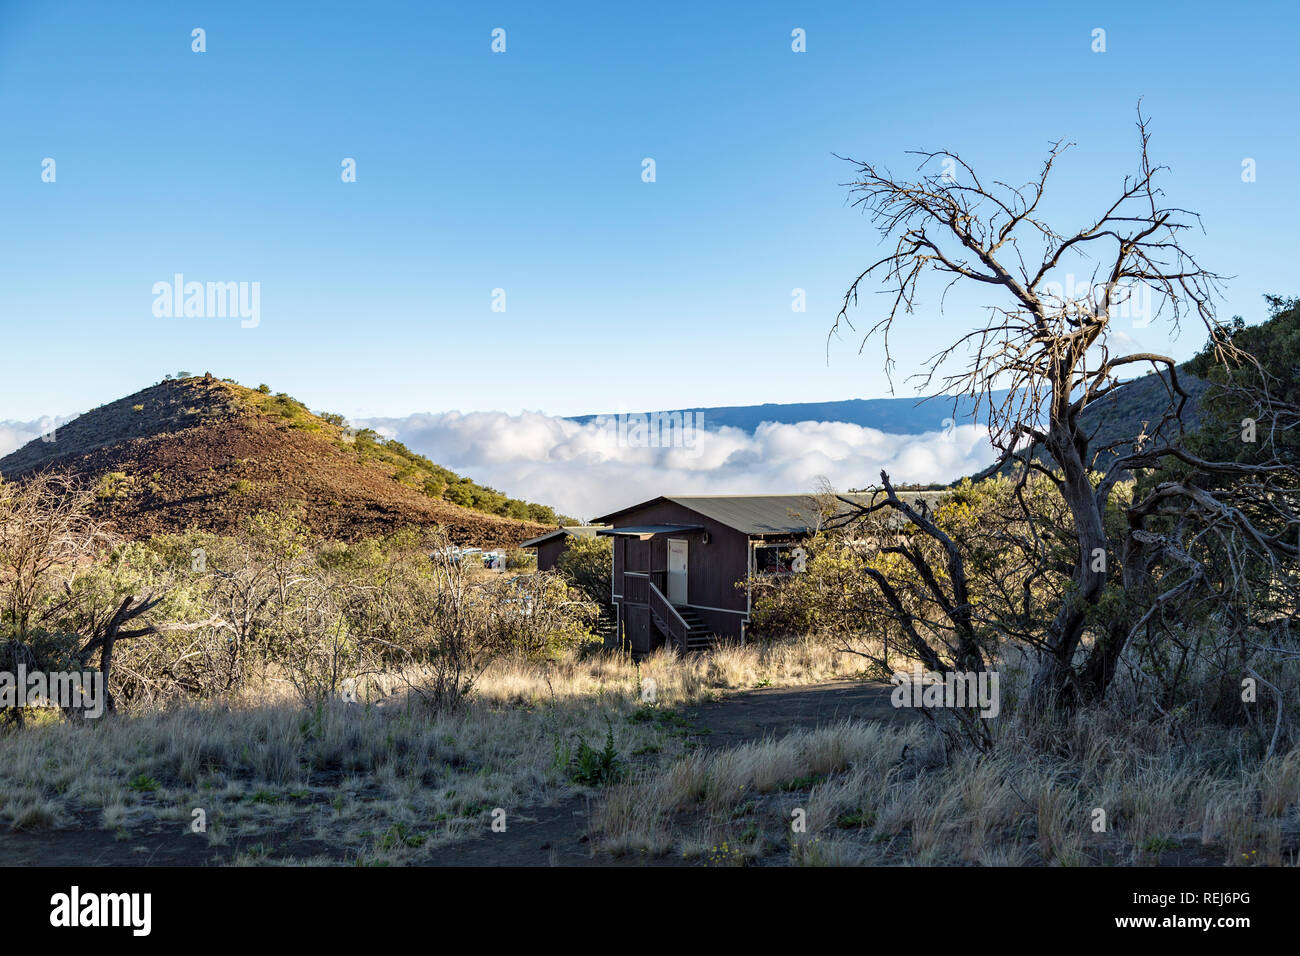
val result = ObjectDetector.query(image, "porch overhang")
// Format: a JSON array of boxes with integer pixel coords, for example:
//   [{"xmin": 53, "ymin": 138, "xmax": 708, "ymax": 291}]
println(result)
[{"xmin": 597, "ymin": 524, "xmax": 705, "ymax": 541}]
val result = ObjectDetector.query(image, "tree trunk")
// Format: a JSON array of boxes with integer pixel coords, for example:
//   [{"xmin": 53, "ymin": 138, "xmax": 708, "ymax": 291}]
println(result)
[{"xmin": 1029, "ymin": 418, "xmax": 1110, "ymax": 708}]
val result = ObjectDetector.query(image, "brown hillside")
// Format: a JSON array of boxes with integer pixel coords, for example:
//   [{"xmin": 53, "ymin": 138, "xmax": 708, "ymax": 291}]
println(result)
[{"xmin": 0, "ymin": 376, "xmax": 549, "ymax": 547}]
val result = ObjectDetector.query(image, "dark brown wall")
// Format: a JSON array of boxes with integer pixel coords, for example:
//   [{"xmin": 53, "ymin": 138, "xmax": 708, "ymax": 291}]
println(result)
[
  {"xmin": 611, "ymin": 501, "xmax": 751, "ymax": 642},
  {"xmin": 535, "ymin": 538, "xmax": 566, "ymax": 572},
  {"xmin": 624, "ymin": 604, "xmax": 652, "ymax": 655}
]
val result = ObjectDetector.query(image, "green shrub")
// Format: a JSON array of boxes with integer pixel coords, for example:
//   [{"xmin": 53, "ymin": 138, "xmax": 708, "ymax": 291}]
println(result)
[
  {"xmin": 505, "ymin": 549, "xmax": 534, "ymax": 571},
  {"xmin": 557, "ymin": 535, "xmax": 612, "ymax": 608},
  {"xmin": 568, "ymin": 727, "xmax": 625, "ymax": 786}
]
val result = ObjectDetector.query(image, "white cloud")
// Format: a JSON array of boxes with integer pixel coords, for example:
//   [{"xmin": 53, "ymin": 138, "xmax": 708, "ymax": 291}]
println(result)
[
  {"xmin": 356, "ymin": 411, "xmax": 997, "ymax": 520},
  {"xmin": 0, "ymin": 417, "xmax": 68, "ymax": 461}
]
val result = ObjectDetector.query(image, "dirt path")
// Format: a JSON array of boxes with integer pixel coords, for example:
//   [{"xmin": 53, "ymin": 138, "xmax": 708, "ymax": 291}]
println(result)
[
  {"xmin": 422, "ymin": 679, "xmax": 907, "ymax": 866},
  {"xmin": 691, "ymin": 679, "xmax": 906, "ymax": 750},
  {"xmin": 421, "ymin": 796, "xmax": 602, "ymax": 866},
  {"xmin": 0, "ymin": 810, "xmax": 343, "ymax": 867}
]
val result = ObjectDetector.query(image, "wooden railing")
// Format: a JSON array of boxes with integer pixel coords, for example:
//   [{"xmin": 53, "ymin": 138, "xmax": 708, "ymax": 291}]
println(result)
[
  {"xmin": 648, "ymin": 580, "xmax": 690, "ymax": 651},
  {"xmin": 623, "ymin": 572, "xmax": 649, "ymax": 605}
]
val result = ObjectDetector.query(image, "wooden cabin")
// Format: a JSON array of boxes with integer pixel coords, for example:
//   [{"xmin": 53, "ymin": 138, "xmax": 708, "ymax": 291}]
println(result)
[
  {"xmin": 519, "ymin": 525, "xmax": 608, "ymax": 571},
  {"xmin": 592, "ymin": 494, "xmax": 875, "ymax": 656}
]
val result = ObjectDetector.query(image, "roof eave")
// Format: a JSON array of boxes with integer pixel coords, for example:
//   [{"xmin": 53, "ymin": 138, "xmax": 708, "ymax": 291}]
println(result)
[{"xmin": 589, "ymin": 496, "xmax": 672, "ymax": 524}]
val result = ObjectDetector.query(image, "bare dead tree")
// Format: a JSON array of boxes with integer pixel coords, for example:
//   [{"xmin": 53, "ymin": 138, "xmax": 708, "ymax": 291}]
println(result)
[
  {"xmin": 0, "ymin": 473, "xmax": 109, "ymax": 639},
  {"xmin": 839, "ymin": 472, "xmax": 996, "ymax": 748},
  {"xmin": 71, "ymin": 592, "xmax": 164, "ymax": 715},
  {"xmin": 832, "ymin": 105, "xmax": 1300, "ymax": 710},
  {"xmin": 0, "ymin": 474, "xmax": 201, "ymax": 718}
]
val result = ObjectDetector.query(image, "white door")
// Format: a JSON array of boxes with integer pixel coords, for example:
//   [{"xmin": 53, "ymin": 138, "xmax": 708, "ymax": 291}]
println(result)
[{"xmin": 667, "ymin": 539, "xmax": 688, "ymax": 605}]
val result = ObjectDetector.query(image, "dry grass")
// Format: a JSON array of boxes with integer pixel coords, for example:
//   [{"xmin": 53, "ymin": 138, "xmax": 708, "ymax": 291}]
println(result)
[
  {"xmin": 7, "ymin": 632, "xmax": 1295, "ymax": 867},
  {"xmin": 0, "ymin": 637, "xmax": 857, "ymax": 864},
  {"xmin": 593, "ymin": 669, "xmax": 1300, "ymax": 867},
  {"xmin": 596, "ymin": 719, "xmax": 928, "ymax": 860}
]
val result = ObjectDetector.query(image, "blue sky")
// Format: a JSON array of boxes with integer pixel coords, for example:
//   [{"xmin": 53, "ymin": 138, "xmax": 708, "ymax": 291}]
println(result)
[{"xmin": 1, "ymin": 0, "xmax": 1296, "ymax": 422}]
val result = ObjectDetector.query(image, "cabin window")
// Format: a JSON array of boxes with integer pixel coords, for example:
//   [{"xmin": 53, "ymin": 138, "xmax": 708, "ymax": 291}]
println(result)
[{"xmin": 755, "ymin": 544, "xmax": 807, "ymax": 574}]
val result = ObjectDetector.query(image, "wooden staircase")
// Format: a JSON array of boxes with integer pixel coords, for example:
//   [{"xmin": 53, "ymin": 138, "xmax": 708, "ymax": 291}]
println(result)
[
  {"xmin": 672, "ymin": 606, "xmax": 717, "ymax": 652},
  {"xmin": 646, "ymin": 579, "xmax": 717, "ymax": 653}
]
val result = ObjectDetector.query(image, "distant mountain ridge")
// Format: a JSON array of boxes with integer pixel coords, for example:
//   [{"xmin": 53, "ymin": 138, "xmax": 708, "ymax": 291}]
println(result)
[
  {"xmin": 579, "ymin": 371, "xmax": 1211, "ymax": 478},
  {"xmin": 568, "ymin": 391, "xmax": 1014, "ymax": 435}
]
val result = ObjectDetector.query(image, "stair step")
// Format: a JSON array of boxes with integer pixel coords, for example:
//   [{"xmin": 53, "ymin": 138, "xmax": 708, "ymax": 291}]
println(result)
[{"xmin": 656, "ymin": 606, "xmax": 718, "ymax": 653}]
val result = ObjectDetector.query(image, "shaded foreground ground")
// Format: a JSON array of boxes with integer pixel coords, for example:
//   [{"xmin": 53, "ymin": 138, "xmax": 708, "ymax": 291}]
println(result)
[
  {"xmin": 5, "ymin": 670, "xmax": 1292, "ymax": 867},
  {"xmin": 0, "ymin": 680, "xmax": 902, "ymax": 867},
  {"xmin": 421, "ymin": 680, "xmax": 907, "ymax": 866}
]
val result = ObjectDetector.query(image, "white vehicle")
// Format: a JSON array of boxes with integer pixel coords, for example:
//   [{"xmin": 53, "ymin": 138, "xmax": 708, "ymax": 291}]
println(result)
[{"xmin": 430, "ymin": 546, "xmax": 483, "ymax": 566}]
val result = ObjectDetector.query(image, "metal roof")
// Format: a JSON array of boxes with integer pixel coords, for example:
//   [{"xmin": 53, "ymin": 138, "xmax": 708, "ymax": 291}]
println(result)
[
  {"xmin": 519, "ymin": 525, "xmax": 608, "ymax": 549},
  {"xmin": 596, "ymin": 524, "xmax": 705, "ymax": 540},
  {"xmin": 669, "ymin": 495, "xmax": 872, "ymax": 535},
  {"xmin": 594, "ymin": 492, "xmax": 948, "ymax": 536},
  {"xmin": 592, "ymin": 494, "xmax": 888, "ymax": 536}
]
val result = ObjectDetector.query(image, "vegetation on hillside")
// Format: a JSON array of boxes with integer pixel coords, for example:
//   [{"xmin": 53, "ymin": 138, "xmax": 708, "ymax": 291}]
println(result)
[
  {"xmin": 223, "ymin": 378, "xmax": 568, "ymax": 525},
  {"xmin": 1184, "ymin": 295, "xmax": 1300, "ymax": 469},
  {"xmin": 0, "ymin": 374, "xmax": 565, "ymax": 543},
  {"xmin": 345, "ymin": 427, "xmax": 566, "ymax": 525}
]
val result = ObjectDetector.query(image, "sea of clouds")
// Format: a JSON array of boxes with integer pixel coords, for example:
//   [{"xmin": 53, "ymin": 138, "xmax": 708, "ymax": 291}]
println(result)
[
  {"xmin": 356, "ymin": 411, "xmax": 998, "ymax": 520},
  {"xmin": 0, "ymin": 410, "xmax": 999, "ymax": 520}
]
